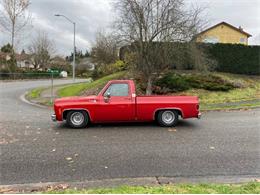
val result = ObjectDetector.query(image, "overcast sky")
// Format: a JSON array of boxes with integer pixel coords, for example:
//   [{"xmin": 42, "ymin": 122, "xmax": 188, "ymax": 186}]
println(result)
[{"xmin": 0, "ymin": 0, "xmax": 259, "ymax": 56}]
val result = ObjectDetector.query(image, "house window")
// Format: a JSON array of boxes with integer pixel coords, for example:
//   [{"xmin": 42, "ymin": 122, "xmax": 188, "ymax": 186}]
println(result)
[
  {"xmin": 203, "ymin": 36, "xmax": 219, "ymax": 44},
  {"xmin": 240, "ymin": 38, "xmax": 245, "ymax": 43}
]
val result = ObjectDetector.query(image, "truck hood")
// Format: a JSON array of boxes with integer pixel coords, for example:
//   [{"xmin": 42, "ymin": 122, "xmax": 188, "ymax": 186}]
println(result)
[{"xmin": 54, "ymin": 95, "xmax": 97, "ymax": 105}]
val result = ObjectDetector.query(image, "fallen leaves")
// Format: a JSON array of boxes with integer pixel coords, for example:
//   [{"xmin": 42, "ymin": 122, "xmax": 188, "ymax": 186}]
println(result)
[
  {"xmin": 46, "ymin": 184, "xmax": 69, "ymax": 191},
  {"xmin": 0, "ymin": 188, "xmax": 15, "ymax": 193},
  {"xmin": 66, "ymin": 157, "xmax": 72, "ymax": 161},
  {"xmin": 0, "ymin": 136, "xmax": 18, "ymax": 145},
  {"xmin": 168, "ymin": 128, "xmax": 177, "ymax": 132},
  {"xmin": 210, "ymin": 146, "xmax": 215, "ymax": 150}
]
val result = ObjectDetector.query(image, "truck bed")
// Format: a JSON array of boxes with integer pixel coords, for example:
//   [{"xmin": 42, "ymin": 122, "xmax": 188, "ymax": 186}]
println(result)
[{"xmin": 136, "ymin": 96, "xmax": 199, "ymax": 120}]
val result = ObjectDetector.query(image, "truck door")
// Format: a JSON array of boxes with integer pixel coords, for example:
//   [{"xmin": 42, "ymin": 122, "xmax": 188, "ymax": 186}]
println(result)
[{"xmin": 95, "ymin": 82, "xmax": 135, "ymax": 122}]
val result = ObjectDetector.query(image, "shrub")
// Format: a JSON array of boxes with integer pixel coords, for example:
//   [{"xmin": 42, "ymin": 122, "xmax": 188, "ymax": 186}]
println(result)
[
  {"xmin": 111, "ymin": 60, "xmax": 126, "ymax": 71},
  {"xmin": 154, "ymin": 72, "xmax": 236, "ymax": 94},
  {"xmin": 155, "ymin": 73, "xmax": 190, "ymax": 92},
  {"xmin": 92, "ymin": 60, "xmax": 127, "ymax": 80}
]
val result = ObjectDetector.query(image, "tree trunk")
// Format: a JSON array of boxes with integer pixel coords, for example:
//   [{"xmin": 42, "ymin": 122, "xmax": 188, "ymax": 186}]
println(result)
[
  {"xmin": 146, "ymin": 75, "xmax": 152, "ymax": 95},
  {"xmin": 11, "ymin": 22, "xmax": 15, "ymax": 48}
]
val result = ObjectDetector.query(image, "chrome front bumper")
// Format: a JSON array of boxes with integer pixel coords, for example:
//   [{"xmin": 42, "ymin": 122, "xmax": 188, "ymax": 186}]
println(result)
[
  {"xmin": 51, "ymin": 114, "xmax": 57, "ymax": 122},
  {"xmin": 198, "ymin": 112, "xmax": 202, "ymax": 119}
]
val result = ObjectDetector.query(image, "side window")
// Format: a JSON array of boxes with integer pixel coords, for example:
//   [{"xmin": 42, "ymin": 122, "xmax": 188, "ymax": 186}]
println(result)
[{"xmin": 104, "ymin": 83, "xmax": 129, "ymax": 97}]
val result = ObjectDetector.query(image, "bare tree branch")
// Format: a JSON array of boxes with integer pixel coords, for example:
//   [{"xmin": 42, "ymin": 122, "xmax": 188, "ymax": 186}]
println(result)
[
  {"xmin": 28, "ymin": 31, "xmax": 55, "ymax": 69},
  {"xmin": 114, "ymin": 0, "xmax": 207, "ymax": 94},
  {"xmin": 0, "ymin": 0, "xmax": 31, "ymax": 49}
]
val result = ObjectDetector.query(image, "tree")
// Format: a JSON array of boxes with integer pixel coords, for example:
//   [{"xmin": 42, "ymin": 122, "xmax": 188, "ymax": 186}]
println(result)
[
  {"xmin": 28, "ymin": 31, "xmax": 55, "ymax": 69},
  {"xmin": 1, "ymin": 43, "xmax": 13, "ymax": 53},
  {"xmin": 114, "ymin": 0, "xmax": 206, "ymax": 94},
  {"xmin": 0, "ymin": 0, "xmax": 31, "ymax": 48},
  {"xmin": 91, "ymin": 31, "xmax": 119, "ymax": 65},
  {"xmin": 0, "ymin": 43, "xmax": 16, "ymax": 72},
  {"xmin": 84, "ymin": 49, "xmax": 90, "ymax": 57},
  {"xmin": 66, "ymin": 48, "xmax": 86, "ymax": 65}
]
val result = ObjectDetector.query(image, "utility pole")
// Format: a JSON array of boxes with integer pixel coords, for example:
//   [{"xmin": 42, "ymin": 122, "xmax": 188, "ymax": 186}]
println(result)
[{"xmin": 55, "ymin": 14, "xmax": 76, "ymax": 82}]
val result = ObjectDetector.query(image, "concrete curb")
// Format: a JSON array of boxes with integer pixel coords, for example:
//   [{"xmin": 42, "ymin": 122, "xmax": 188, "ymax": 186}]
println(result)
[
  {"xmin": 0, "ymin": 175, "xmax": 259, "ymax": 193},
  {"xmin": 20, "ymin": 92, "xmax": 49, "ymax": 109}
]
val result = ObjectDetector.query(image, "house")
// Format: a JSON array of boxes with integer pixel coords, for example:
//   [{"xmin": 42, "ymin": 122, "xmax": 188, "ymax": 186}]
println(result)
[
  {"xmin": 0, "ymin": 51, "xmax": 34, "ymax": 69},
  {"xmin": 16, "ymin": 53, "xmax": 34, "ymax": 69},
  {"xmin": 196, "ymin": 21, "xmax": 252, "ymax": 45}
]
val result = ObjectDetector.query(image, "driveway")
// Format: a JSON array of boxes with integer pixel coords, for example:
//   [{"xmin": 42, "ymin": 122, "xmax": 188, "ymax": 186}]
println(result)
[{"xmin": 0, "ymin": 79, "xmax": 259, "ymax": 185}]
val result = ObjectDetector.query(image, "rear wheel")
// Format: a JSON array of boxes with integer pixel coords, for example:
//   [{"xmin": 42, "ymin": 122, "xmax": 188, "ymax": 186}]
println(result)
[
  {"xmin": 67, "ymin": 110, "xmax": 88, "ymax": 128},
  {"xmin": 157, "ymin": 110, "xmax": 179, "ymax": 127}
]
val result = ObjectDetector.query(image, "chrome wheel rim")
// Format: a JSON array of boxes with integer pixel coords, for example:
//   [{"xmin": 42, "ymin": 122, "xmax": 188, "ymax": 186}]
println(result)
[
  {"xmin": 162, "ymin": 111, "xmax": 175, "ymax": 124},
  {"xmin": 70, "ymin": 112, "xmax": 84, "ymax": 126}
]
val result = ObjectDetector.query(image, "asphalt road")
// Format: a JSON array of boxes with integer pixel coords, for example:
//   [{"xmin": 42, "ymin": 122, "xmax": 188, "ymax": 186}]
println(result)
[{"xmin": 0, "ymin": 79, "xmax": 259, "ymax": 185}]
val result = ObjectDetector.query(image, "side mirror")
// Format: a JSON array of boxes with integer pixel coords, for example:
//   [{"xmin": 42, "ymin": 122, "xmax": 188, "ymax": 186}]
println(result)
[
  {"xmin": 105, "ymin": 92, "xmax": 111, "ymax": 99},
  {"xmin": 104, "ymin": 92, "xmax": 111, "ymax": 102}
]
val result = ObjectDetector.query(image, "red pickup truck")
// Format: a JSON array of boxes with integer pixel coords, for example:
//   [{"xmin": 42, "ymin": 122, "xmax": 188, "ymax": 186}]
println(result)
[{"xmin": 52, "ymin": 80, "xmax": 201, "ymax": 128}]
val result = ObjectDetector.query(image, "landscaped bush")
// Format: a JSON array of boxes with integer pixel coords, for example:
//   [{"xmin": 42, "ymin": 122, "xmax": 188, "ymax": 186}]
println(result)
[
  {"xmin": 91, "ymin": 60, "xmax": 127, "ymax": 80},
  {"xmin": 154, "ymin": 72, "xmax": 236, "ymax": 94}
]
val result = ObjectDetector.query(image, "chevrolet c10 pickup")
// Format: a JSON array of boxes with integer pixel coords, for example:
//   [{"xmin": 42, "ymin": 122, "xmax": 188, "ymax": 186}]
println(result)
[{"xmin": 52, "ymin": 80, "xmax": 201, "ymax": 128}]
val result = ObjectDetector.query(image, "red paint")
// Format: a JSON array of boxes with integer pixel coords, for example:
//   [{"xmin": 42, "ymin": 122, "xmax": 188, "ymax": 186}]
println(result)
[{"xmin": 53, "ymin": 80, "xmax": 200, "ymax": 122}]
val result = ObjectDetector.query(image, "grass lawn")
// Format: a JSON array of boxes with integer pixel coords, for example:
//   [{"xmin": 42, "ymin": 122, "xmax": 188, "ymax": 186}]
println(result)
[
  {"xmin": 27, "ymin": 71, "xmax": 259, "ymax": 110},
  {"xmin": 26, "ymin": 87, "xmax": 45, "ymax": 99},
  {"xmin": 172, "ymin": 72, "xmax": 260, "ymax": 110},
  {"xmin": 46, "ymin": 182, "xmax": 260, "ymax": 194},
  {"xmin": 57, "ymin": 71, "xmax": 126, "ymax": 97}
]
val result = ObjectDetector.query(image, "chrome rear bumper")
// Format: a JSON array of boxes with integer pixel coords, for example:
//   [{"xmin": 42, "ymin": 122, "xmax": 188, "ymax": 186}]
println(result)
[
  {"xmin": 198, "ymin": 112, "xmax": 202, "ymax": 119},
  {"xmin": 51, "ymin": 114, "xmax": 57, "ymax": 122}
]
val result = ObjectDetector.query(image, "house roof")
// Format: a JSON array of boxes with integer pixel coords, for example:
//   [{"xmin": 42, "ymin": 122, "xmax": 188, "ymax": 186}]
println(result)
[
  {"xmin": 15, "ymin": 53, "xmax": 31, "ymax": 61},
  {"xmin": 0, "ymin": 52, "xmax": 32, "ymax": 61},
  {"xmin": 197, "ymin": 21, "xmax": 252, "ymax": 37},
  {"xmin": 0, "ymin": 52, "xmax": 10, "ymax": 60}
]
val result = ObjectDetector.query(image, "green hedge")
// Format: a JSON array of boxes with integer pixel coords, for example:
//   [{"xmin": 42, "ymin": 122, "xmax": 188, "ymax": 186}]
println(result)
[
  {"xmin": 120, "ymin": 43, "xmax": 260, "ymax": 75},
  {"xmin": 0, "ymin": 70, "xmax": 60, "ymax": 80},
  {"xmin": 204, "ymin": 43, "xmax": 260, "ymax": 75}
]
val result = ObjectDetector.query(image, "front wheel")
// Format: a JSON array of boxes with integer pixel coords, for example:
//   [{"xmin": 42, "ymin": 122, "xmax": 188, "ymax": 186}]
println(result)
[
  {"xmin": 67, "ymin": 110, "xmax": 89, "ymax": 128},
  {"xmin": 157, "ymin": 110, "xmax": 179, "ymax": 127}
]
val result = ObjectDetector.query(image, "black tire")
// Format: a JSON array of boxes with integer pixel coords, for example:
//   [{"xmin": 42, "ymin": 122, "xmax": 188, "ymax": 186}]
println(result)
[
  {"xmin": 66, "ymin": 110, "xmax": 89, "ymax": 128},
  {"xmin": 157, "ymin": 110, "xmax": 179, "ymax": 127}
]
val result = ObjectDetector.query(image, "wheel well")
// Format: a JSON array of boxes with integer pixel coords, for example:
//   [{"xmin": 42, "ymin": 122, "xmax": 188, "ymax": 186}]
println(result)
[
  {"xmin": 63, "ymin": 109, "xmax": 89, "ymax": 120},
  {"xmin": 154, "ymin": 109, "xmax": 183, "ymax": 120}
]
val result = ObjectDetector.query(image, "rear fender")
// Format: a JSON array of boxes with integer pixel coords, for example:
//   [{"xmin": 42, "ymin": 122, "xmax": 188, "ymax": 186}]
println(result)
[{"xmin": 153, "ymin": 107, "xmax": 184, "ymax": 120}]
